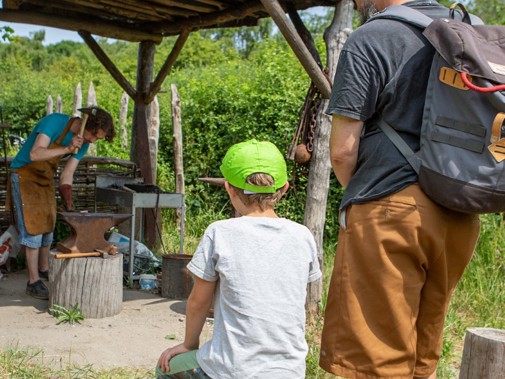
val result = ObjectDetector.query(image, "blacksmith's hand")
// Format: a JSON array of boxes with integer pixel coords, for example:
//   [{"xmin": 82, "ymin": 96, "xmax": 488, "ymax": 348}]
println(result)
[
  {"xmin": 68, "ymin": 135, "xmax": 83, "ymax": 152},
  {"xmin": 59, "ymin": 184, "xmax": 75, "ymax": 211}
]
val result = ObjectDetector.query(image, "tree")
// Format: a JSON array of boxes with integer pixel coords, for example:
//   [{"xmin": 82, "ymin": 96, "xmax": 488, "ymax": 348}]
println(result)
[
  {"xmin": 0, "ymin": 26, "xmax": 13, "ymax": 42},
  {"xmin": 467, "ymin": 0, "xmax": 505, "ymax": 24}
]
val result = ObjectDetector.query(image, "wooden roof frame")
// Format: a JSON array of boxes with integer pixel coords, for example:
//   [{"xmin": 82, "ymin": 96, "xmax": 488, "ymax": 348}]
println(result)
[
  {"xmin": 0, "ymin": 0, "xmax": 338, "ymax": 248},
  {"xmin": 0, "ymin": 0, "xmax": 336, "ymax": 42}
]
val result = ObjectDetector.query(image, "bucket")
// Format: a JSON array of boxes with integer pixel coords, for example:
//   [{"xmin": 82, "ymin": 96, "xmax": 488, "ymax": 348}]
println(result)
[
  {"xmin": 139, "ymin": 274, "xmax": 158, "ymax": 290},
  {"xmin": 161, "ymin": 254, "xmax": 194, "ymax": 299}
]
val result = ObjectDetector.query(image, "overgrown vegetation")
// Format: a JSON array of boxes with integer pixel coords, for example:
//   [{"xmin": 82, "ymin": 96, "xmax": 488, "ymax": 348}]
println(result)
[{"xmin": 0, "ymin": 4, "xmax": 503, "ymax": 379}]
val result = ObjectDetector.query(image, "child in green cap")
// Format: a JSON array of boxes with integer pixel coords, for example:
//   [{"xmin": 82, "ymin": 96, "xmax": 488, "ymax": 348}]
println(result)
[{"xmin": 157, "ymin": 139, "xmax": 321, "ymax": 379}]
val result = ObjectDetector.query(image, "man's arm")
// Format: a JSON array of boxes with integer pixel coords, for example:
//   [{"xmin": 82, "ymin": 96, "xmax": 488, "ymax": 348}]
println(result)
[
  {"xmin": 58, "ymin": 157, "xmax": 81, "ymax": 211},
  {"xmin": 59, "ymin": 157, "xmax": 80, "ymax": 186},
  {"xmin": 30, "ymin": 133, "xmax": 83, "ymax": 162},
  {"xmin": 157, "ymin": 276, "xmax": 216, "ymax": 373},
  {"xmin": 329, "ymin": 114, "xmax": 364, "ymax": 188}
]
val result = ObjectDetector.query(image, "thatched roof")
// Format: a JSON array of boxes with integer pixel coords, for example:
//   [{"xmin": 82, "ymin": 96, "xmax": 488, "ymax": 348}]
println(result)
[{"xmin": 0, "ymin": 0, "xmax": 335, "ymax": 43}]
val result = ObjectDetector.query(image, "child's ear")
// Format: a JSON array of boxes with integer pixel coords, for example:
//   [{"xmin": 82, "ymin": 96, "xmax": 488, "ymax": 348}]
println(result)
[
  {"xmin": 280, "ymin": 182, "xmax": 289, "ymax": 195},
  {"xmin": 224, "ymin": 181, "xmax": 236, "ymax": 198}
]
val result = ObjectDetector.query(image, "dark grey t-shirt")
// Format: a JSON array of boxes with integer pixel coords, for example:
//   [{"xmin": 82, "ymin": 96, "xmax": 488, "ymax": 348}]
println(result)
[{"xmin": 326, "ymin": 1, "xmax": 456, "ymax": 209}]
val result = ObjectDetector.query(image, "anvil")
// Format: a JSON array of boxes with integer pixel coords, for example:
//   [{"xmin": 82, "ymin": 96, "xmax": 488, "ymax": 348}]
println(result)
[{"xmin": 56, "ymin": 212, "xmax": 131, "ymax": 254}]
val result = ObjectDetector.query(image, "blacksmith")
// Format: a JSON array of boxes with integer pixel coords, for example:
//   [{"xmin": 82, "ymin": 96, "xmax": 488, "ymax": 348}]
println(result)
[{"xmin": 9, "ymin": 106, "xmax": 115, "ymax": 299}]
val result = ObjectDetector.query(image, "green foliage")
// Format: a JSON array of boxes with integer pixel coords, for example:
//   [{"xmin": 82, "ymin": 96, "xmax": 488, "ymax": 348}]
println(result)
[
  {"xmin": 49, "ymin": 303, "xmax": 85, "ymax": 325},
  {"xmin": 0, "ymin": 26, "xmax": 14, "ymax": 42},
  {"xmin": 466, "ymin": 0, "xmax": 505, "ymax": 24},
  {"xmin": 437, "ymin": 0, "xmax": 505, "ymax": 24}
]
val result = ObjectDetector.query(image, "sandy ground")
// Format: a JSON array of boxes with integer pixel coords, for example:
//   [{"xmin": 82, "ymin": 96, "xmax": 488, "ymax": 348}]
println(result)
[{"xmin": 0, "ymin": 269, "xmax": 213, "ymax": 371}]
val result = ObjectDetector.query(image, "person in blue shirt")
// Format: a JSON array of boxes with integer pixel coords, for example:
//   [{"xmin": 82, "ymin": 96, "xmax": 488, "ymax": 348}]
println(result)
[{"xmin": 9, "ymin": 106, "xmax": 115, "ymax": 299}]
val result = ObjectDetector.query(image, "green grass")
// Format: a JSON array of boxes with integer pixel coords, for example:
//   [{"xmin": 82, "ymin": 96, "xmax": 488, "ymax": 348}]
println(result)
[
  {"xmin": 2, "ymin": 214, "xmax": 503, "ymax": 379},
  {"xmin": 0, "ymin": 344, "xmax": 152, "ymax": 379}
]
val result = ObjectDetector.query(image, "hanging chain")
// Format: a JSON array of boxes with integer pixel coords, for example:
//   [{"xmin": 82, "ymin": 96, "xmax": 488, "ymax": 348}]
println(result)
[{"xmin": 305, "ymin": 90, "xmax": 321, "ymax": 152}]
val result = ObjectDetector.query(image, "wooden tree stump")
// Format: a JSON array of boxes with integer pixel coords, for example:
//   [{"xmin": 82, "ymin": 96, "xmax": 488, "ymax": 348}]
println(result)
[
  {"xmin": 459, "ymin": 327, "xmax": 505, "ymax": 379},
  {"xmin": 48, "ymin": 252, "xmax": 123, "ymax": 319}
]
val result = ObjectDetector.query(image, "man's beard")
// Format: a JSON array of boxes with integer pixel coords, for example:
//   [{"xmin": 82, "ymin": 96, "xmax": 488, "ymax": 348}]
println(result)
[{"xmin": 358, "ymin": 0, "xmax": 378, "ymax": 24}]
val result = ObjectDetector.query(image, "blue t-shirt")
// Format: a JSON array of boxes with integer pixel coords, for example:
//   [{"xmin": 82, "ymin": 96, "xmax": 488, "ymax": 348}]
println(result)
[{"xmin": 10, "ymin": 113, "xmax": 89, "ymax": 170}]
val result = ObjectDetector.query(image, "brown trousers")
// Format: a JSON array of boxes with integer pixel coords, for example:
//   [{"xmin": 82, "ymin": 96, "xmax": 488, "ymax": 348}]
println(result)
[{"xmin": 320, "ymin": 184, "xmax": 480, "ymax": 379}]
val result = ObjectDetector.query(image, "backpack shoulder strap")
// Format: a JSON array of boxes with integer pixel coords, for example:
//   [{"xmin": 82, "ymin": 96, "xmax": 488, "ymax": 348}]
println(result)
[
  {"xmin": 378, "ymin": 120, "xmax": 422, "ymax": 174},
  {"xmin": 367, "ymin": 5, "xmax": 433, "ymax": 29}
]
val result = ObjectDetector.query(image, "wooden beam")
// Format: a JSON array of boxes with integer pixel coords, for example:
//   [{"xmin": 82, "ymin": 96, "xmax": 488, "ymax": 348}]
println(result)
[
  {"xmin": 286, "ymin": 3, "xmax": 322, "ymax": 67},
  {"xmin": 22, "ymin": 0, "xmax": 158, "ymax": 22},
  {"xmin": 153, "ymin": 0, "xmax": 264, "ymax": 35},
  {"xmin": 146, "ymin": 28, "xmax": 190, "ymax": 104},
  {"xmin": 78, "ymin": 31, "xmax": 138, "ymax": 101},
  {"xmin": 0, "ymin": 9, "xmax": 163, "ymax": 43},
  {"xmin": 106, "ymin": 0, "xmax": 199, "ymax": 18},
  {"xmin": 150, "ymin": 0, "xmax": 220, "ymax": 13},
  {"xmin": 260, "ymin": 0, "xmax": 331, "ymax": 98}
]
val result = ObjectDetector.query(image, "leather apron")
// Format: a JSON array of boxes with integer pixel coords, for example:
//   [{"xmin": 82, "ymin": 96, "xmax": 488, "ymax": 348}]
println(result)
[{"xmin": 13, "ymin": 120, "xmax": 73, "ymax": 235}]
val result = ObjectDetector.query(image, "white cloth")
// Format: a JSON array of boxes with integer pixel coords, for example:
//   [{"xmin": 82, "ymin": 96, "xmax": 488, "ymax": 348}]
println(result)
[{"xmin": 188, "ymin": 216, "xmax": 321, "ymax": 379}]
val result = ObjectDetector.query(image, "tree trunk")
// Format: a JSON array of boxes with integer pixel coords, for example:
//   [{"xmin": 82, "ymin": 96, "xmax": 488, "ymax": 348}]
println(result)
[
  {"xmin": 304, "ymin": 0, "xmax": 354, "ymax": 315},
  {"xmin": 48, "ymin": 252, "xmax": 123, "ymax": 319},
  {"xmin": 459, "ymin": 328, "xmax": 505, "ymax": 379}
]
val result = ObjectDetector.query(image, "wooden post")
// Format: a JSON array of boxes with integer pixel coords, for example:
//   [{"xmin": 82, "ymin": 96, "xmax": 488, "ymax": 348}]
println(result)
[
  {"xmin": 459, "ymin": 328, "xmax": 505, "ymax": 379},
  {"xmin": 73, "ymin": 82, "xmax": 82, "ymax": 117},
  {"xmin": 48, "ymin": 252, "xmax": 123, "ymax": 319},
  {"xmin": 46, "ymin": 95, "xmax": 53, "ymax": 115},
  {"xmin": 132, "ymin": 40, "xmax": 158, "ymax": 249},
  {"xmin": 148, "ymin": 95, "xmax": 159, "ymax": 185},
  {"xmin": 87, "ymin": 82, "xmax": 98, "ymax": 156},
  {"xmin": 87, "ymin": 82, "xmax": 97, "ymax": 106},
  {"xmin": 56, "ymin": 95, "xmax": 63, "ymax": 113},
  {"xmin": 171, "ymin": 84, "xmax": 185, "ymax": 230},
  {"xmin": 120, "ymin": 91, "xmax": 129, "ymax": 149},
  {"xmin": 304, "ymin": 0, "xmax": 354, "ymax": 315}
]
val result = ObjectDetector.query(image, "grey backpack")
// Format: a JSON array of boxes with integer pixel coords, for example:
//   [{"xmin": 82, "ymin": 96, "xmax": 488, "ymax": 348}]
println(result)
[{"xmin": 370, "ymin": 5, "xmax": 505, "ymax": 214}]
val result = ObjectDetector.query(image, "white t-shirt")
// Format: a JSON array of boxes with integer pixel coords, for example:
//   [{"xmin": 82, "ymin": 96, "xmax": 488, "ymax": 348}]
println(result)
[{"xmin": 187, "ymin": 216, "xmax": 322, "ymax": 379}]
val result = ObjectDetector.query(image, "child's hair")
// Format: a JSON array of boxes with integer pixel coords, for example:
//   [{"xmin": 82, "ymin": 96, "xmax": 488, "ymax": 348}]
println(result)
[{"xmin": 232, "ymin": 172, "xmax": 285, "ymax": 210}]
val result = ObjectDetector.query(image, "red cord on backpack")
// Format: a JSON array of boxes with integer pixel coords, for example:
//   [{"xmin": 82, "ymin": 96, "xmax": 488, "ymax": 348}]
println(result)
[{"xmin": 460, "ymin": 72, "xmax": 505, "ymax": 93}]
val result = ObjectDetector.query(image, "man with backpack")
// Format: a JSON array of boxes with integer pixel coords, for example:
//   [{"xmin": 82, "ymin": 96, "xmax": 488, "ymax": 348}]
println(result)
[{"xmin": 319, "ymin": 0, "xmax": 485, "ymax": 378}]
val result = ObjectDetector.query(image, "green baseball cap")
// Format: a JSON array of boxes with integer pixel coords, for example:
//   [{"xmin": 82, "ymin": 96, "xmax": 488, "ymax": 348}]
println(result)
[{"xmin": 220, "ymin": 139, "xmax": 288, "ymax": 194}]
